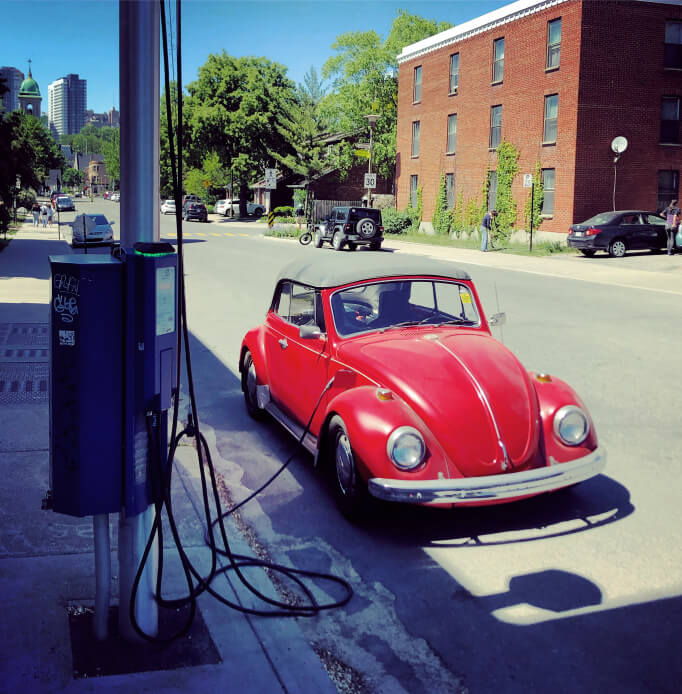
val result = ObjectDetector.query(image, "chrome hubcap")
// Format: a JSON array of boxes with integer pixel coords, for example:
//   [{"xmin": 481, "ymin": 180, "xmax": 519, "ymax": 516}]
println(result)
[{"xmin": 335, "ymin": 434, "xmax": 353, "ymax": 495}]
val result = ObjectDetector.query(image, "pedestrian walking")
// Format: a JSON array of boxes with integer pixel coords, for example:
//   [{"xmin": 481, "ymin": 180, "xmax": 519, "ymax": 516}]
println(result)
[
  {"xmin": 660, "ymin": 199, "xmax": 680, "ymax": 256},
  {"xmin": 47, "ymin": 205, "xmax": 54, "ymax": 227},
  {"xmin": 31, "ymin": 201, "xmax": 40, "ymax": 227},
  {"xmin": 40, "ymin": 203, "xmax": 49, "ymax": 228},
  {"xmin": 480, "ymin": 209, "xmax": 497, "ymax": 252}
]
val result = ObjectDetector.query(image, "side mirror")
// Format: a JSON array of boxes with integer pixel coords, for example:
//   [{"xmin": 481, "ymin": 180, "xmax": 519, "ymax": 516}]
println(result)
[
  {"xmin": 488, "ymin": 312, "xmax": 506, "ymax": 327},
  {"xmin": 110, "ymin": 220, "xmax": 115, "ymax": 224},
  {"xmin": 299, "ymin": 324, "xmax": 323, "ymax": 340}
]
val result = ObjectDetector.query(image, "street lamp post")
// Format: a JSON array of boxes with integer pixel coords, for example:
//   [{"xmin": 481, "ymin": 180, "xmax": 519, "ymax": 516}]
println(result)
[
  {"xmin": 14, "ymin": 175, "xmax": 21, "ymax": 225},
  {"xmin": 365, "ymin": 113, "xmax": 380, "ymax": 207}
]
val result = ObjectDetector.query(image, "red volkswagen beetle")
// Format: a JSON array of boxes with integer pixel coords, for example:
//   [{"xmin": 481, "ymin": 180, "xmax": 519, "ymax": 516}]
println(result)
[{"xmin": 239, "ymin": 254, "xmax": 606, "ymax": 518}]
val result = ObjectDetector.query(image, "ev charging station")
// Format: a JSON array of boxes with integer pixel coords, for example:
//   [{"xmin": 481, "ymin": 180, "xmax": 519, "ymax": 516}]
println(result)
[{"xmin": 47, "ymin": 0, "xmax": 170, "ymax": 643}]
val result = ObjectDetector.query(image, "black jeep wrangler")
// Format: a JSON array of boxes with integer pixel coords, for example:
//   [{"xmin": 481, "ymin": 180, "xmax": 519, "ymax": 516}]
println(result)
[{"xmin": 313, "ymin": 206, "xmax": 383, "ymax": 251}]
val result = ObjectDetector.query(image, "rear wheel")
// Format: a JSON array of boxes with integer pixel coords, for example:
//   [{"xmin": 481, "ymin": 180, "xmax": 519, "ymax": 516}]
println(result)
[
  {"xmin": 369, "ymin": 240, "xmax": 382, "ymax": 251},
  {"xmin": 579, "ymin": 249, "xmax": 596, "ymax": 257},
  {"xmin": 241, "ymin": 351, "xmax": 265, "ymax": 420},
  {"xmin": 347, "ymin": 242, "xmax": 357, "ymax": 251},
  {"xmin": 608, "ymin": 238, "xmax": 627, "ymax": 258},
  {"xmin": 328, "ymin": 416, "xmax": 370, "ymax": 520}
]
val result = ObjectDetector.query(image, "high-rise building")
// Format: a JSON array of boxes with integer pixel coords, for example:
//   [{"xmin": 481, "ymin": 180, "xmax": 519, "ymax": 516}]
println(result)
[
  {"xmin": 48, "ymin": 73, "xmax": 87, "ymax": 137},
  {"xmin": 0, "ymin": 66, "xmax": 24, "ymax": 112}
]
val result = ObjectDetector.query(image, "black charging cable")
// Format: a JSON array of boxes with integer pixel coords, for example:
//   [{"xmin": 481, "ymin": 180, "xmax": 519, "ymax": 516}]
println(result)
[{"xmin": 127, "ymin": 1, "xmax": 352, "ymax": 642}]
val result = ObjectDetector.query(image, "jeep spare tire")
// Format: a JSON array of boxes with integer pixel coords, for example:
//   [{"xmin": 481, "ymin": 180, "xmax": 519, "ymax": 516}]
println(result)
[{"xmin": 356, "ymin": 217, "xmax": 377, "ymax": 239}]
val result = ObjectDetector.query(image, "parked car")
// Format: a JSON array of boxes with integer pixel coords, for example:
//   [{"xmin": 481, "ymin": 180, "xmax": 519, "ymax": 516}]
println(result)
[
  {"xmin": 183, "ymin": 202, "xmax": 208, "ymax": 222},
  {"xmin": 218, "ymin": 199, "xmax": 265, "ymax": 217},
  {"xmin": 55, "ymin": 195, "xmax": 75, "ymax": 212},
  {"xmin": 313, "ymin": 206, "xmax": 384, "ymax": 251},
  {"xmin": 70, "ymin": 213, "xmax": 115, "ymax": 246},
  {"xmin": 239, "ymin": 254, "xmax": 605, "ymax": 519},
  {"xmin": 74, "ymin": 191, "xmax": 82, "ymax": 198},
  {"xmin": 567, "ymin": 210, "xmax": 667, "ymax": 257},
  {"xmin": 111, "ymin": 192, "xmax": 120, "ymax": 203},
  {"xmin": 161, "ymin": 199, "xmax": 176, "ymax": 215}
]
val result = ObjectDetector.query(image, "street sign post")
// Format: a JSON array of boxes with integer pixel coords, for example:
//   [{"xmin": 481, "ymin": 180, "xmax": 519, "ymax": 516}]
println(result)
[
  {"xmin": 264, "ymin": 168, "xmax": 277, "ymax": 190},
  {"xmin": 364, "ymin": 173, "xmax": 377, "ymax": 189},
  {"xmin": 523, "ymin": 173, "xmax": 533, "ymax": 188},
  {"xmin": 523, "ymin": 174, "xmax": 535, "ymax": 252}
]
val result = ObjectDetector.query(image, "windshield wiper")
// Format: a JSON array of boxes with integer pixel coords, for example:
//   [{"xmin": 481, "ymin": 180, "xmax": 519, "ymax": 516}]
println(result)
[{"xmin": 435, "ymin": 318, "xmax": 476, "ymax": 326}]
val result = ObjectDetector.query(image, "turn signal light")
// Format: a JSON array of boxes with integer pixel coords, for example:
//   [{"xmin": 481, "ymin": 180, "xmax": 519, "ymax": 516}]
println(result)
[
  {"xmin": 376, "ymin": 388, "xmax": 394, "ymax": 401},
  {"xmin": 535, "ymin": 373, "xmax": 553, "ymax": 383},
  {"xmin": 585, "ymin": 227, "xmax": 601, "ymax": 236}
]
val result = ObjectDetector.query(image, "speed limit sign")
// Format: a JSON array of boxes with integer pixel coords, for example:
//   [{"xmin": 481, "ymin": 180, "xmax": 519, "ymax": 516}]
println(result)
[{"xmin": 364, "ymin": 173, "xmax": 377, "ymax": 189}]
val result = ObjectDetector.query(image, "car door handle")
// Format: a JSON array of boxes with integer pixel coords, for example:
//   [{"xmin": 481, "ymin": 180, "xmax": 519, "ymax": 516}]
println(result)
[{"xmin": 278, "ymin": 338, "xmax": 288, "ymax": 349}]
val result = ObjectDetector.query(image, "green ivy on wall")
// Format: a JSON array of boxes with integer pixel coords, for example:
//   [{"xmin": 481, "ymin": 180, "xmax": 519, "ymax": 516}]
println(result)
[
  {"xmin": 523, "ymin": 161, "xmax": 545, "ymax": 233},
  {"xmin": 493, "ymin": 140, "xmax": 520, "ymax": 241},
  {"xmin": 432, "ymin": 173, "xmax": 451, "ymax": 235}
]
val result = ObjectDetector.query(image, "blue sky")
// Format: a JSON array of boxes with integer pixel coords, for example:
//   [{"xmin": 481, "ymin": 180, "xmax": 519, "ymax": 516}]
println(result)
[{"xmin": 1, "ymin": 0, "xmax": 507, "ymax": 114}]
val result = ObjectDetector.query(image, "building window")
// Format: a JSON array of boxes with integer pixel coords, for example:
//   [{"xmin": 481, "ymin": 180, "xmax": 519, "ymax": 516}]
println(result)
[
  {"xmin": 547, "ymin": 18, "xmax": 561, "ymax": 69},
  {"xmin": 410, "ymin": 175, "xmax": 419, "ymax": 208},
  {"xmin": 446, "ymin": 173, "xmax": 455, "ymax": 209},
  {"xmin": 543, "ymin": 94, "xmax": 558, "ymax": 143},
  {"xmin": 657, "ymin": 170, "xmax": 679, "ymax": 211},
  {"xmin": 449, "ymin": 53, "xmax": 459, "ymax": 93},
  {"xmin": 413, "ymin": 65, "xmax": 422, "ymax": 103},
  {"xmin": 661, "ymin": 97, "xmax": 680, "ymax": 144},
  {"xmin": 664, "ymin": 21, "xmax": 682, "ymax": 70},
  {"xmin": 490, "ymin": 105, "xmax": 502, "ymax": 149},
  {"xmin": 542, "ymin": 168, "xmax": 555, "ymax": 215},
  {"xmin": 447, "ymin": 114, "xmax": 457, "ymax": 154},
  {"xmin": 493, "ymin": 38, "xmax": 505, "ymax": 83},
  {"xmin": 412, "ymin": 120, "xmax": 421, "ymax": 157},
  {"xmin": 487, "ymin": 171, "xmax": 497, "ymax": 210}
]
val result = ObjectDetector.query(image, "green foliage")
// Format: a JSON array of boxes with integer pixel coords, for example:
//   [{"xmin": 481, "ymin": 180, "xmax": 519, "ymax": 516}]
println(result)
[
  {"xmin": 273, "ymin": 205, "xmax": 295, "ymax": 216},
  {"xmin": 405, "ymin": 186, "xmax": 423, "ymax": 232},
  {"xmin": 432, "ymin": 172, "xmax": 451, "ymax": 235},
  {"xmin": 524, "ymin": 161, "xmax": 545, "ymax": 232},
  {"xmin": 382, "ymin": 208, "xmax": 412, "ymax": 234},
  {"xmin": 62, "ymin": 167, "xmax": 84, "ymax": 188},
  {"xmin": 450, "ymin": 192, "xmax": 464, "ymax": 237},
  {"xmin": 102, "ymin": 128, "xmax": 120, "ymax": 186},
  {"xmin": 322, "ymin": 11, "xmax": 452, "ymax": 181},
  {"xmin": 493, "ymin": 140, "xmax": 520, "ymax": 240},
  {"xmin": 0, "ymin": 110, "xmax": 64, "ymax": 232},
  {"xmin": 60, "ymin": 124, "xmax": 118, "ymax": 157},
  {"xmin": 16, "ymin": 189, "xmax": 36, "ymax": 208},
  {"xmin": 465, "ymin": 197, "xmax": 482, "ymax": 230}
]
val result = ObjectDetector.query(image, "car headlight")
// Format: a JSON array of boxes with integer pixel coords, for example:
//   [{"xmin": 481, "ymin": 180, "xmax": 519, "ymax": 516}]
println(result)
[
  {"xmin": 387, "ymin": 426, "xmax": 426, "ymax": 470},
  {"xmin": 553, "ymin": 405, "xmax": 589, "ymax": 446}
]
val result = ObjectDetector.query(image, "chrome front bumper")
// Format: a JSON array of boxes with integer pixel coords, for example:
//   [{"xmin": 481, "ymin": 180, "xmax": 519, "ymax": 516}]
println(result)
[{"xmin": 368, "ymin": 448, "xmax": 606, "ymax": 504}]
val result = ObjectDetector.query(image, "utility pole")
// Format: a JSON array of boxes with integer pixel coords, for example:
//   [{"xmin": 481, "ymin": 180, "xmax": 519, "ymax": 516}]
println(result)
[{"xmin": 118, "ymin": 0, "xmax": 161, "ymax": 642}]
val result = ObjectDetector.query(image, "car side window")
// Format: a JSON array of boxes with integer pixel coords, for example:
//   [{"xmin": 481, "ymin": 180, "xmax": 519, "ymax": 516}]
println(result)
[
  {"xmin": 289, "ymin": 283, "xmax": 316, "ymax": 327},
  {"xmin": 646, "ymin": 214, "xmax": 666, "ymax": 225},
  {"xmin": 620, "ymin": 214, "xmax": 640, "ymax": 225},
  {"xmin": 274, "ymin": 281, "xmax": 291, "ymax": 320}
]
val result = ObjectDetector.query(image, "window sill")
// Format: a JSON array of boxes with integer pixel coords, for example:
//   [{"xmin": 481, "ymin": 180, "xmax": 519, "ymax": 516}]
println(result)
[
  {"xmin": 412, "ymin": 100, "xmax": 421, "ymax": 106},
  {"xmin": 541, "ymin": 141, "xmax": 557, "ymax": 147},
  {"xmin": 545, "ymin": 65, "xmax": 560, "ymax": 73},
  {"xmin": 446, "ymin": 151, "xmax": 456, "ymax": 156},
  {"xmin": 491, "ymin": 80, "xmax": 503, "ymax": 86},
  {"xmin": 448, "ymin": 89, "xmax": 458, "ymax": 97},
  {"xmin": 488, "ymin": 147, "xmax": 498, "ymax": 152},
  {"xmin": 659, "ymin": 142, "xmax": 681, "ymax": 147},
  {"xmin": 411, "ymin": 155, "xmax": 420, "ymax": 159},
  {"xmin": 541, "ymin": 214, "xmax": 554, "ymax": 219}
]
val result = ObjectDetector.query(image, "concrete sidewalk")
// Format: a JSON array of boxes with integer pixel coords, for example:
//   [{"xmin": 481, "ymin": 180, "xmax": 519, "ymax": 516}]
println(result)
[{"xmin": 0, "ymin": 221, "xmax": 337, "ymax": 693}]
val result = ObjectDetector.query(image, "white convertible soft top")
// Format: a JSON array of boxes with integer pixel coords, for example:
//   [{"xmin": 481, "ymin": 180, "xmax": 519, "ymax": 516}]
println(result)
[{"xmin": 277, "ymin": 252, "xmax": 471, "ymax": 289}]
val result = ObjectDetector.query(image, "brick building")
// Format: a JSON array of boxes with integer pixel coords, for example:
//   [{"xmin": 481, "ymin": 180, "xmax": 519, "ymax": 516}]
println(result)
[{"xmin": 395, "ymin": 0, "xmax": 682, "ymax": 236}]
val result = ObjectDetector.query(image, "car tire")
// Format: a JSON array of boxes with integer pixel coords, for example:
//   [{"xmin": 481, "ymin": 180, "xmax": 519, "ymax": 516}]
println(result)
[
  {"xmin": 608, "ymin": 239, "xmax": 627, "ymax": 258},
  {"xmin": 356, "ymin": 217, "xmax": 377, "ymax": 239},
  {"xmin": 313, "ymin": 229, "xmax": 323, "ymax": 248},
  {"xmin": 332, "ymin": 232, "xmax": 345, "ymax": 251},
  {"xmin": 241, "ymin": 351, "xmax": 265, "ymax": 420},
  {"xmin": 579, "ymin": 249, "xmax": 596, "ymax": 257},
  {"xmin": 369, "ymin": 241, "xmax": 382, "ymax": 251},
  {"xmin": 328, "ymin": 415, "xmax": 370, "ymax": 520},
  {"xmin": 347, "ymin": 242, "xmax": 357, "ymax": 251}
]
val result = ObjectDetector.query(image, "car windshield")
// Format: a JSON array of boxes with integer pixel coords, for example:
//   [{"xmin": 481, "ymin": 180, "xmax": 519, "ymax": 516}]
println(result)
[
  {"xmin": 89, "ymin": 215, "xmax": 108, "ymax": 225},
  {"xmin": 331, "ymin": 279, "xmax": 479, "ymax": 337},
  {"xmin": 579, "ymin": 212, "xmax": 619, "ymax": 226}
]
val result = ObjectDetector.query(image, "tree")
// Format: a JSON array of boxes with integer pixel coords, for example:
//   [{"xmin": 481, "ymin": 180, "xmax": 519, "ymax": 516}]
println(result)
[
  {"xmin": 184, "ymin": 52, "xmax": 297, "ymax": 217},
  {"xmin": 321, "ymin": 10, "xmax": 452, "ymax": 180},
  {"xmin": 62, "ymin": 167, "xmax": 84, "ymax": 189},
  {"xmin": 102, "ymin": 128, "xmax": 120, "ymax": 188}
]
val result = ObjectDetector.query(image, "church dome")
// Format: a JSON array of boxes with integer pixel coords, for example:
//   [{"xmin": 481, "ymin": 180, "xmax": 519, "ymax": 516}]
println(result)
[{"xmin": 19, "ymin": 71, "xmax": 40, "ymax": 97}]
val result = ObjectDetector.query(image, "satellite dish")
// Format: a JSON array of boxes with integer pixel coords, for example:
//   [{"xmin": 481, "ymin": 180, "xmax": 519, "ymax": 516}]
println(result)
[{"xmin": 611, "ymin": 136, "xmax": 628, "ymax": 154}]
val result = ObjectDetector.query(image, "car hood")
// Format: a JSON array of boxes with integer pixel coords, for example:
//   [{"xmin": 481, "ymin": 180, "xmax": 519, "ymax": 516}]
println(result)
[{"xmin": 337, "ymin": 329, "xmax": 540, "ymax": 477}]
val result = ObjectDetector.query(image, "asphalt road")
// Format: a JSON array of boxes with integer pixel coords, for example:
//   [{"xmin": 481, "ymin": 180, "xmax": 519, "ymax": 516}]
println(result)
[{"xmin": 68, "ymin": 200, "xmax": 682, "ymax": 693}]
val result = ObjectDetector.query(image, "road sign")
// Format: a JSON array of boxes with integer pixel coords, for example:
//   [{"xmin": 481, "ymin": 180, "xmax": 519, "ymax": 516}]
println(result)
[
  {"xmin": 267, "ymin": 211, "xmax": 275, "ymax": 228},
  {"xmin": 523, "ymin": 174, "xmax": 533, "ymax": 188},
  {"xmin": 364, "ymin": 173, "xmax": 377, "ymax": 189},
  {"xmin": 264, "ymin": 168, "xmax": 277, "ymax": 189}
]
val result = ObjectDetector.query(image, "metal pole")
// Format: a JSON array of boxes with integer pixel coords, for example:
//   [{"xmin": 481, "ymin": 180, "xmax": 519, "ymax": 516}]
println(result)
[
  {"xmin": 529, "ymin": 182, "xmax": 534, "ymax": 253},
  {"xmin": 367, "ymin": 123, "xmax": 373, "ymax": 206},
  {"xmin": 118, "ymin": 0, "xmax": 160, "ymax": 642}
]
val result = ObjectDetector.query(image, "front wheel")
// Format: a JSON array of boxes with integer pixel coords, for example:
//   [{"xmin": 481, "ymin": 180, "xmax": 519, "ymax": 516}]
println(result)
[
  {"xmin": 313, "ymin": 229, "xmax": 323, "ymax": 248},
  {"xmin": 328, "ymin": 416, "xmax": 370, "ymax": 520},
  {"xmin": 608, "ymin": 239, "xmax": 627, "ymax": 258},
  {"xmin": 299, "ymin": 231, "xmax": 312, "ymax": 245},
  {"xmin": 241, "ymin": 351, "xmax": 265, "ymax": 420},
  {"xmin": 332, "ymin": 232, "xmax": 344, "ymax": 251},
  {"xmin": 579, "ymin": 249, "xmax": 596, "ymax": 257}
]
